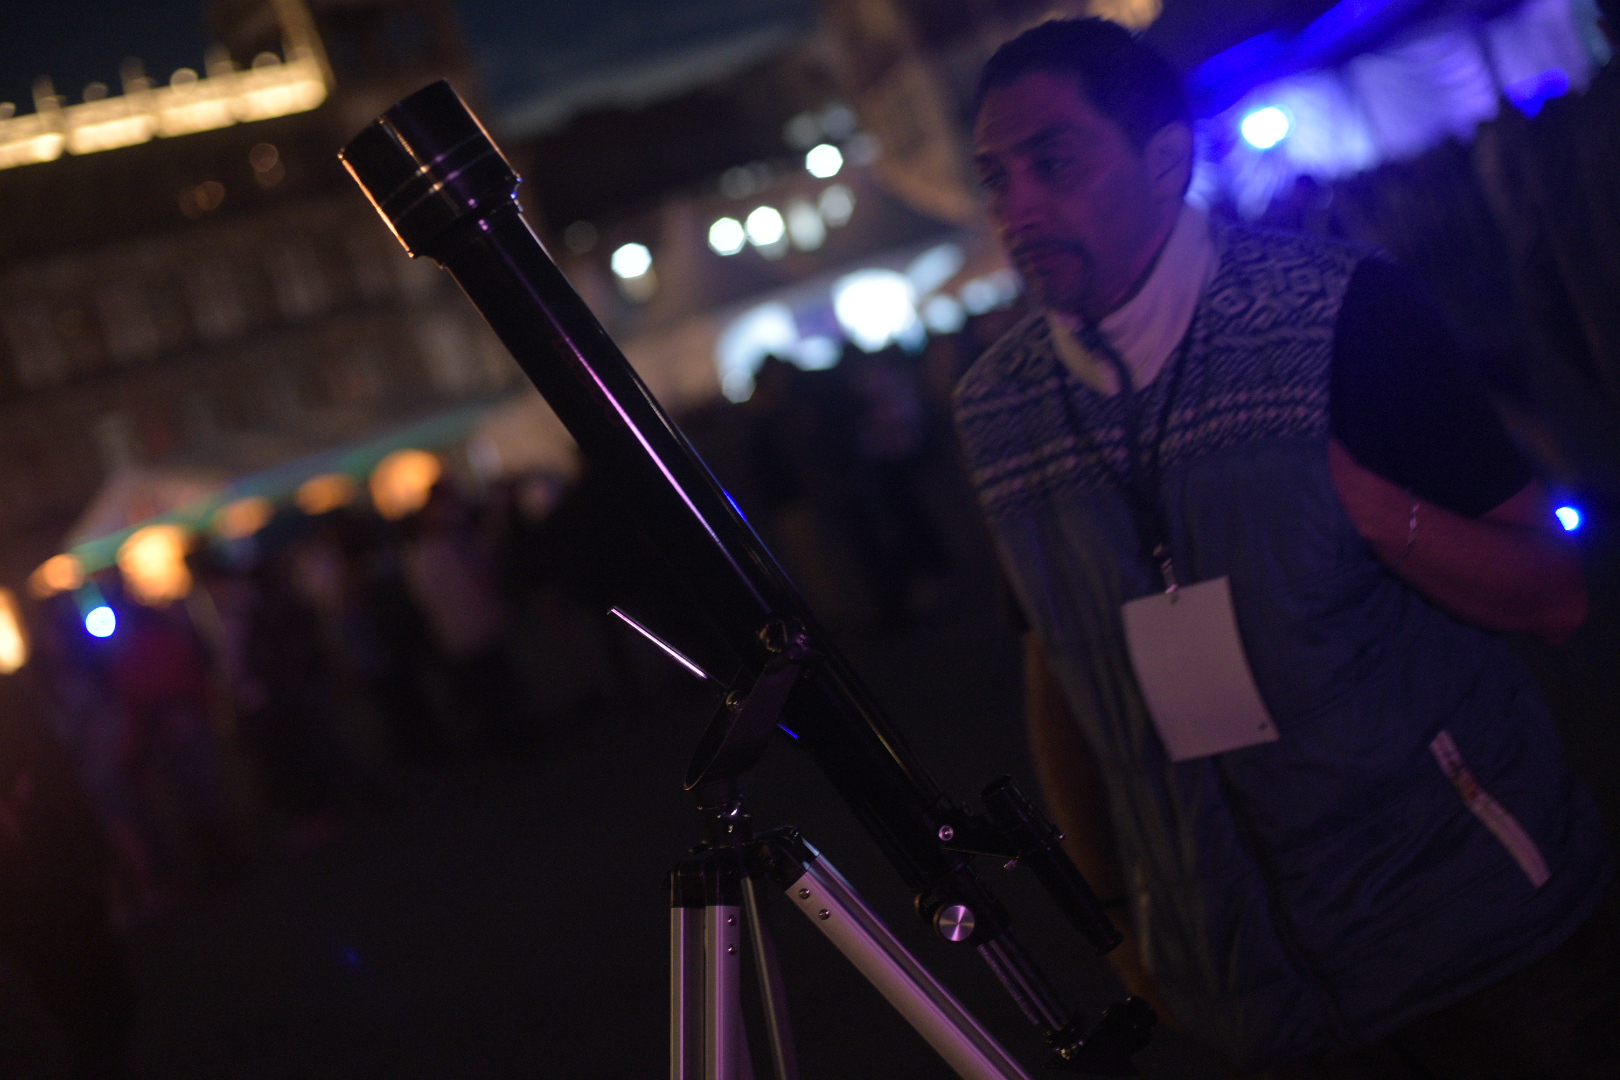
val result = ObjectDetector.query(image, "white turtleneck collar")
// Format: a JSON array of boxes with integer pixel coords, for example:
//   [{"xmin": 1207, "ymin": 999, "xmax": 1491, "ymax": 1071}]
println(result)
[{"xmin": 1046, "ymin": 202, "xmax": 1216, "ymax": 396}]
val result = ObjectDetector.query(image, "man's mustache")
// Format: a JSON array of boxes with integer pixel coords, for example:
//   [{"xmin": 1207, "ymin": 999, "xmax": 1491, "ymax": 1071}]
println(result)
[{"xmin": 1009, "ymin": 238, "xmax": 1088, "ymax": 263}]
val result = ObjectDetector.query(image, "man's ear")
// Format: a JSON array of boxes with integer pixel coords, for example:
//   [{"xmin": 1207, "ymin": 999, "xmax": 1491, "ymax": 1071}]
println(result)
[{"xmin": 1144, "ymin": 121, "xmax": 1194, "ymax": 200}]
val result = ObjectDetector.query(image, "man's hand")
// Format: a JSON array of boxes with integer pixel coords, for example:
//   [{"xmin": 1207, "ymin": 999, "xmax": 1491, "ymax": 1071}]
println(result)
[{"xmin": 1327, "ymin": 438, "xmax": 1588, "ymax": 643}]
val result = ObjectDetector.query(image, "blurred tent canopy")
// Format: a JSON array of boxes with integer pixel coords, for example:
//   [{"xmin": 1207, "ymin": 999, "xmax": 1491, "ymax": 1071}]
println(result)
[{"xmin": 60, "ymin": 402, "xmax": 499, "ymax": 575}]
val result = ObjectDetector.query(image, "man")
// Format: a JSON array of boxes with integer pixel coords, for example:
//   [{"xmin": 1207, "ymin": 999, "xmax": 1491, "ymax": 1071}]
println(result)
[{"xmin": 955, "ymin": 18, "xmax": 1617, "ymax": 1078}]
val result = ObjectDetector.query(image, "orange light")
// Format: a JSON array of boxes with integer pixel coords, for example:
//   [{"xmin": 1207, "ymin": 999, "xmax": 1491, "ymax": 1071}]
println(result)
[
  {"xmin": 296, "ymin": 473, "xmax": 357, "ymax": 515},
  {"xmin": 214, "ymin": 496, "xmax": 273, "ymax": 540},
  {"xmin": 29, "ymin": 553, "xmax": 85, "ymax": 598},
  {"xmin": 117, "ymin": 524, "xmax": 193, "ymax": 606},
  {"xmin": 0, "ymin": 588, "xmax": 28, "ymax": 674},
  {"xmin": 369, "ymin": 450, "xmax": 441, "ymax": 520}
]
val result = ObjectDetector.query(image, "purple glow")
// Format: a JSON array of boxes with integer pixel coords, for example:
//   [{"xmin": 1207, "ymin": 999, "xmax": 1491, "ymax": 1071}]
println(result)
[{"xmin": 1506, "ymin": 69, "xmax": 1569, "ymax": 117}]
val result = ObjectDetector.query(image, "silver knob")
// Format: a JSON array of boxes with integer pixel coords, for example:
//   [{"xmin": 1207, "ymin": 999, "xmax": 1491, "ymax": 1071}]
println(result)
[{"xmin": 933, "ymin": 903, "xmax": 976, "ymax": 942}]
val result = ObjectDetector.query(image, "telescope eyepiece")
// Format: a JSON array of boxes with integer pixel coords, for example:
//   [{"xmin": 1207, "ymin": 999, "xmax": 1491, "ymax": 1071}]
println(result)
[{"xmin": 338, "ymin": 80, "xmax": 518, "ymax": 259}]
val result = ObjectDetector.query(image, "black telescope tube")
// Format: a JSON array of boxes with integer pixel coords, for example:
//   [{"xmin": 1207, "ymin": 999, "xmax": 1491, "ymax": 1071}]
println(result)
[{"xmin": 338, "ymin": 81, "xmax": 977, "ymax": 897}]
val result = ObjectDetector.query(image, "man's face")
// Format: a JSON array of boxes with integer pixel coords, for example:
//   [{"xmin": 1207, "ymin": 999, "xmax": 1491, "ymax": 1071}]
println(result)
[{"xmin": 974, "ymin": 72, "xmax": 1168, "ymax": 319}]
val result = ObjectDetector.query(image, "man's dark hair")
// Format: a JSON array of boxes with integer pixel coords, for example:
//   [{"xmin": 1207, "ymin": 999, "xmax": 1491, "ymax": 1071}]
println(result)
[{"xmin": 975, "ymin": 18, "xmax": 1190, "ymax": 150}]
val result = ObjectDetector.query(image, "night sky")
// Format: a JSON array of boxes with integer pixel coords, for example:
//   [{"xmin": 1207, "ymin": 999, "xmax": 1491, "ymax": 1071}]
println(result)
[
  {"xmin": 0, "ymin": 0, "xmax": 813, "ymax": 130},
  {"xmin": 0, "ymin": 1, "xmax": 208, "ymax": 113}
]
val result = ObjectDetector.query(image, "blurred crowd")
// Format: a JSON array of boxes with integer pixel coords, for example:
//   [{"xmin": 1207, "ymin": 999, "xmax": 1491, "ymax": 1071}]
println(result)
[{"xmin": 0, "ymin": 310, "xmax": 1025, "ymax": 1059}]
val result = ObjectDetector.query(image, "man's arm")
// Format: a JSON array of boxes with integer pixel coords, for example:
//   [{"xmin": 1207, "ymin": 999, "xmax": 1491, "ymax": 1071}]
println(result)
[
  {"xmin": 1328, "ymin": 438, "xmax": 1588, "ymax": 643},
  {"xmin": 1024, "ymin": 634, "xmax": 1171, "ymax": 1018}
]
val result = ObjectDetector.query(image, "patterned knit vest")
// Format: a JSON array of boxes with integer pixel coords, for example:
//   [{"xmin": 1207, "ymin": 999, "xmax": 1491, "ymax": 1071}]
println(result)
[{"xmin": 953, "ymin": 222, "xmax": 1610, "ymax": 1070}]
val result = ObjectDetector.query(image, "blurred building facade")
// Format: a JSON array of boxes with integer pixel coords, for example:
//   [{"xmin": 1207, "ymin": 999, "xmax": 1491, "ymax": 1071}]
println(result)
[{"xmin": 0, "ymin": 0, "xmax": 520, "ymax": 585}]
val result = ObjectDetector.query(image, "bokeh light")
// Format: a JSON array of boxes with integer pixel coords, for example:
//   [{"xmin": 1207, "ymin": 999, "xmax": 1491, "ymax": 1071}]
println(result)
[
  {"xmin": 214, "ymin": 496, "xmax": 273, "ymax": 539},
  {"xmin": 0, "ymin": 588, "xmax": 28, "ymax": 674},
  {"xmin": 745, "ymin": 206, "xmax": 786, "ymax": 248},
  {"xmin": 805, "ymin": 143, "xmax": 843, "ymax": 179},
  {"xmin": 833, "ymin": 269, "xmax": 918, "ymax": 352},
  {"xmin": 85, "ymin": 605, "xmax": 117, "ymax": 638},
  {"xmin": 29, "ymin": 553, "xmax": 85, "ymax": 598},
  {"xmin": 296, "ymin": 474, "xmax": 358, "ymax": 516},
  {"xmin": 1240, "ymin": 106, "xmax": 1292, "ymax": 150},
  {"xmin": 610, "ymin": 242, "xmax": 652, "ymax": 279},
  {"xmin": 370, "ymin": 449, "xmax": 441, "ymax": 520},
  {"xmin": 708, "ymin": 217, "xmax": 746, "ymax": 255},
  {"xmin": 117, "ymin": 524, "xmax": 193, "ymax": 606}
]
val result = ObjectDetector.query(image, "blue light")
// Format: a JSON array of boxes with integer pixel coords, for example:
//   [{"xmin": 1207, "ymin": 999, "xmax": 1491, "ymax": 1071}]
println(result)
[
  {"xmin": 1555, "ymin": 506, "xmax": 1582, "ymax": 532},
  {"xmin": 1240, "ymin": 106, "xmax": 1291, "ymax": 150},
  {"xmin": 85, "ymin": 605, "xmax": 117, "ymax": 638}
]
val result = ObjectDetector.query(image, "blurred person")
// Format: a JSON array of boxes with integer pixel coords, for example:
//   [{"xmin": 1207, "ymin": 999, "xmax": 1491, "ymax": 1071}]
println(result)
[
  {"xmin": 402, "ymin": 483, "xmax": 536, "ymax": 752},
  {"xmin": 332, "ymin": 512, "xmax": 443, "ymax": 759},
  {"xmin": 26, "ymin": 597, "xmax": 162, "ymax": 928},
  {"xmin": 848, "ymin": 345, "xmax": 950, "ymax": 621},
  {"xmin": 239, "ymin": 537, "xmax": 360, "ymax": 842},
  {"xmin": 0, "ymin": 667, "xmax": 133, "ymax": 1079},
  {"xmin": 956, "ymin": 19, "xmax": 1615, "ymax": 1079},
  {"xmin": 108, "ymin": 600, "xmax": 236, "ymax": 893}
]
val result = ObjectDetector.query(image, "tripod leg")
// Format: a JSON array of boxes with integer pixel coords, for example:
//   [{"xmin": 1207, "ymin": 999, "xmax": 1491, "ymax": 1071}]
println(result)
[
  {"xmin": 705, "ymin": 903, "xmax": 748, "ymax": 1080},
  {"xmin": 785, "ymin": 850, "xmax": 1035, "ymax": 1080},
  {"xmin": 672, "ymin": 904, "xmax": 706, "ymax": 1080},
  {"xmin": 742, "ymin": 878, "xmax": 799, "ymax": 1080}
]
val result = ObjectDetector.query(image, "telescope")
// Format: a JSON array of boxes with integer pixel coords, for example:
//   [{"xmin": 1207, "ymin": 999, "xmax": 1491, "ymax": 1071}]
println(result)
[{"xmin": 340, "ymin": 81, "xmax": 1153, "ymax": 1079}]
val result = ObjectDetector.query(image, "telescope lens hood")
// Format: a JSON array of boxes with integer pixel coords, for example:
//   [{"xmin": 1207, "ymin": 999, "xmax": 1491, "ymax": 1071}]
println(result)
[{"xmin": 339, "ymin": 80, "xmax": 518, "ymax": 259}]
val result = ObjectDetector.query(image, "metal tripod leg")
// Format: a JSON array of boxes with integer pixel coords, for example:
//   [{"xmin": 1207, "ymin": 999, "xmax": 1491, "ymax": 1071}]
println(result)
[
  {"xmin": 742, "ymin": 878, "xmax": 799, "ymax": 1080},
  {"xmin": 782, "ymin": 848, "xmax": 1034, "ymax": 1080},
  {"xmin": 671, "ymin": 863, "xmax": 755, "ymax": 1080},
  {"xmin": 672, "ymin": 903, "xmax": 705, "ymax": 1080},
  {"xmin": 676, "ymin": 829, "xmax": 1033, "ymax": 1080}
]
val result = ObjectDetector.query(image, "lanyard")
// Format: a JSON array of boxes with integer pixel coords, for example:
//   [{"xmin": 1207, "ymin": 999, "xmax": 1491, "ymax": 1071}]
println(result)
[{"xmin": 1069, "ymin": 321, "xmax": 1188, "ymax": 593}]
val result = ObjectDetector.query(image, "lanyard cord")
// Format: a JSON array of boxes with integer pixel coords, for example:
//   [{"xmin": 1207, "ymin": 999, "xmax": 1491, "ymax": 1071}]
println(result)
[{"xmin": 1070, "ymin": 321, "xmax": 1190, "ymax": 591}]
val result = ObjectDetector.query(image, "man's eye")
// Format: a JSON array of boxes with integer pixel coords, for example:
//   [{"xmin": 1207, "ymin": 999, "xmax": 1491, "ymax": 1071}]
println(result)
[{"xmin": 1034, "ymin": 156, "xmax": 1071, "ymax": 178}]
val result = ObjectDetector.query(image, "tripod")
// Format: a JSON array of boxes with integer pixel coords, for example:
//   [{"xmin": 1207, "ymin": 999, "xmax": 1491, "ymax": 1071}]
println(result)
[{"xmin": 671, "ymin": 780, "xmax": 1036, "ymax": 1080}]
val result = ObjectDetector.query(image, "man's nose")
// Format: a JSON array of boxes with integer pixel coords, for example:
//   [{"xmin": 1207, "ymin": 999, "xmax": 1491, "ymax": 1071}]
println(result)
[{"xmin": 993, "ymin": 172, "xmax": 1049, "ymax": 238}]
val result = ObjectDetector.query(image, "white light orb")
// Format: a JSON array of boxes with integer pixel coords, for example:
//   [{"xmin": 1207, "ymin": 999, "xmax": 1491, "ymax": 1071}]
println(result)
[
  {"xmin": 717, "ymin": 302, "xmax": 800, "ymax": 401},
  {"xmin": 1240, "ymin": 106, "xmax": 1291, "ymax": 150},
  {"xmin": 610, "ymin": 242, "xmax": 652, "ymax": 279},
  {"xmin": 745, "ymin": 206, "xmax": 786, "ymax": 247},
  {"xmin": 805, "ymin": 143, "xmax": 843, "ymax": 179},
  {"xmin": 1555, "ymin": 505, "xmax": 1582, "ymax": 532},
  {"xmin": 708, "ymin": 217, "xmax": 746, "ymax": 256},
  {"xmin": 833, "ymin": 269, "xmax": 917, "ymax": 352}
]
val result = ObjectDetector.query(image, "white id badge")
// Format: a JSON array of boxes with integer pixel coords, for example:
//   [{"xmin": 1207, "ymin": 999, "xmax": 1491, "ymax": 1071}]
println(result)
[{"xmin": 1121, "ymin": 576, "xmax": 1278, "ymax": 761}]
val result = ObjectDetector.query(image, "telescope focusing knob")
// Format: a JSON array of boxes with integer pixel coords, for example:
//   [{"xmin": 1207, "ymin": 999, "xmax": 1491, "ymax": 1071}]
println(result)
[
  {"xmin": 933, "ymin": 903, "xmax": 977, "ymax": 942},
  {"xmin": 338, "ymin": 80, "xmax": 519, "ymax": 260}
]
